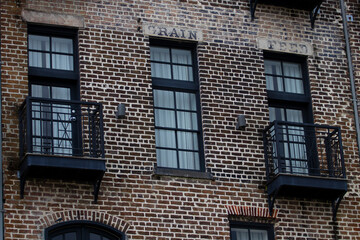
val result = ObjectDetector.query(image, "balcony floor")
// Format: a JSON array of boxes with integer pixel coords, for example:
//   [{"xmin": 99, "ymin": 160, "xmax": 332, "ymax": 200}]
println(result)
[
  {"xmin": 267, "ymin": 173, "xmax": 347, "ymax": 200},
  {"xmin": 19, "ymin": 153, "xmax": 106, "ymax": 202},
  {"xmin": 257, "ymin": 0, "xmax": 323, "ymax": 11}
]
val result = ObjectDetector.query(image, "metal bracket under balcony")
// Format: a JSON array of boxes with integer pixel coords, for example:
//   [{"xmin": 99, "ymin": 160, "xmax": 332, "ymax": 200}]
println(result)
[
  {"xmin": 249, "ymin": 0, "xmax": 323, "ymax": 28},
  {"xmin": 263, "ymin": 121, "xmax": 347, "ymax": 221},
  {"xmin": 19, "ymin": 97, "xmax": 106, "ymax": 203},
  {"xmin": 19, "ymin": 154, "xmax": 106, "ymax": 203}
]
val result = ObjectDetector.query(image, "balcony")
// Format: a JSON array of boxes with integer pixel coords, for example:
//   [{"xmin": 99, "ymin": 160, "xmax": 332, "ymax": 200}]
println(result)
[
  {"xmin": 19, "ymin": 97, "xmax": 106, "ymax": 202},
  {"xmin": 263, "ymin": 121, "xmax": 347, "ymax": 220},
  {"xmin": 250, "ymin": 0, "xmax": 323, "ymax": 28}
]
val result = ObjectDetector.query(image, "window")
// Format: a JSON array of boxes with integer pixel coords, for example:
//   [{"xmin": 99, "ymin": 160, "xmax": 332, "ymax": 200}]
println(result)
[
  {"xmin": 150, "ymin": 39, "xmax": 204, "ymax": 171},
  {"xmin": 45, "ymin": 221, "xmax": 125, "ymax": 240},
  {"xmin": 28, "ymin": 34, "xmax": 75, "ymax": 71},
  {"xmin": 264, "ymin": 53, "xmax": 314, "ymax": 174},
  {"xmin": 28, "ymin": 25, "xmax": 79, "ymax": 156},
  {"xmin": 230, "ymin": 222, "xmax": 274, "ymax": 240}
]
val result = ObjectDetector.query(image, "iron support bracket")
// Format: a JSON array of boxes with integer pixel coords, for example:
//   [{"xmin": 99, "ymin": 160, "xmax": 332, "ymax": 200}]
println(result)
[
  {"xmin": 249, "ymin": 0, "xmax": 259, "ymax": 20},
  {"xmin": 332, "ymin": 193, "xmax": 345, "ymax": 222},
  {"xmin": 93, "ymin": 178, "xmax": 102, "ymax": 204},
  {"xmin": 267, "ymin": 188, "xmax": 279, "ymax": 217},
  {"xmin": 310, "ymin": 4, "xmax": 321, "ymax": 29}
]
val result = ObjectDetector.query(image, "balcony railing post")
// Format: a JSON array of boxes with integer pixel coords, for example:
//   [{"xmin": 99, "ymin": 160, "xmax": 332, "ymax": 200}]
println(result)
[
  {"xmin": 325, "ymin": 132, "xmax": 334, "ymax": 177},
  {"xmin": 263, "ymin": 129, "xmax": 270, "ymax": 182},
  {"xmin": 99, "ymin": 104, "xmax": 105, "ymax": 158},
  {"xmin": 337, "ymin": 128, "xmax": 346, "ymax": 178},
  {"xmin": 275, "ymin": 121, "xmax": 287, "ymax": 174},
  {"xmin": 19, "ymin": 102, "xmax": 25, "ymax": 158},
  {"xmin": 90, "ymin": 107, "xmax": 96, "ymax": 158},
  {"xmin": 26, "ymin": 97, "xmax": 32, "ymax": 154}
]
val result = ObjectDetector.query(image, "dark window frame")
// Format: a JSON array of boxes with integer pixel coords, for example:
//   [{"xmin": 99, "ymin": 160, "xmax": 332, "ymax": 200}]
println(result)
[
  {"xmin": 27, "ymin": 24, "xmax": 80, "ymax": 100},
  {"xmin": 45, "ymin": 220, "xmax": 125, "ymax": 240},
  {"xmin": 150, "ymin": 38, "xmax": 205, "ymax": 172},
  {"xmin": 264, "ymin": 51, "xmax": 313, "ymax": 124},
  {"xmin": 27, "ymin": 24, "xmax": 79, "ymax": 81},
  {"xmin": 230, "ymin": 221, "xmax": 275, "ymax": 240}
]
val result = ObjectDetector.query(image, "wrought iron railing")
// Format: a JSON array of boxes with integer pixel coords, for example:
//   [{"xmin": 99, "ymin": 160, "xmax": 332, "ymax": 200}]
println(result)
[
  {"xmin": 263, "ymin": 121, "xmax": 346, "ymax": 181},
  {"xmin": 19, "ymin": 97, "xmax": 104, "ymax": 159}
]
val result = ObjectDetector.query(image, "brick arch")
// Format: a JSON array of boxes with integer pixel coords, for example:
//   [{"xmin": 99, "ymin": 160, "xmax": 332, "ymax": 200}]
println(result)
[{"xmin": 38, "ymin": 210, "xmax": 131, "ymax": 234}]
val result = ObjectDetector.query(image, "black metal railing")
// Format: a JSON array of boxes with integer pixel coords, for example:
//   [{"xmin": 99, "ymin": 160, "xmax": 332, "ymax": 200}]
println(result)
[
  {"xmin": 19, "ymin": 97, "xmax": 105, "ymax": 159},
  {"xmin": 263, "ymin": 121, "xmax": 346, "ymax": 181}
]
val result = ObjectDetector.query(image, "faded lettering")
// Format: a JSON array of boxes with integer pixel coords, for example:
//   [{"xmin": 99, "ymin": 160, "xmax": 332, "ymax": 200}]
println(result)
[
  {"xmin": 143, "ymin": 24, "xmax": 203, "ymax": 41},
  {"xmin": 169, "ymin": 28, "xmax": 179, "ymax": 38},
  {"xmin": 258, "ymin": 38, "xmax": 313, "ymax": 56}
]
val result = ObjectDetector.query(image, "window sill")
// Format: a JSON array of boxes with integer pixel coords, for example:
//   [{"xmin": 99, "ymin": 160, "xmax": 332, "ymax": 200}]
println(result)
[{"xmin": 153, "ymin": 166, "xmax": 214, "ymax": 180}]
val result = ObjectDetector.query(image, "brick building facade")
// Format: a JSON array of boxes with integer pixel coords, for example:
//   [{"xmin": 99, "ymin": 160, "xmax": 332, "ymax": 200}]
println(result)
[{"xmin": 0, "ymin": 0, "xmax": 359, "ymax": 239}]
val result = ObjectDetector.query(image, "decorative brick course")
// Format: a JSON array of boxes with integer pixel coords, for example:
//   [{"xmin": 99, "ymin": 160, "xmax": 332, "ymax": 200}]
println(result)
[{"xmin": 39, "ymin": 210, "xmax": 130, "ymax": 233}]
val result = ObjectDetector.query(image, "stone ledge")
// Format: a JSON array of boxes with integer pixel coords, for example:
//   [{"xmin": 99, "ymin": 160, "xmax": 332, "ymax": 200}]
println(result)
[{"xmin": 22, "ymin": 9, "xmax": 84, "ymax": 28}]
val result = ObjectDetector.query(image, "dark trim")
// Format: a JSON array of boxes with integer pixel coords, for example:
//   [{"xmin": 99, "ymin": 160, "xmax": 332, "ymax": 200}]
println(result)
[
  {"xmin": 150, "ymin": 39, "xmax": 205, "ymax": 172},
  {"xmin": 28, "ymin": 67, "xmax": 78, "ymax": 80},
  {"xmin": 230, "ymin": 221, "xmax": 274, "ymax": 240},
  {"xmin": 150, "ymin": 37, "xmax": 197, "ymax": 49},
  {"xmin": 154, "ymin": 166, "xmax": 214, "ymax": 180},
  {"xmin": 152, "ymin": 78, "xmax": 198, "ymax": 91},
  {"xmin": 264, "ymin": 52, "xmax": 314, "ymax": 124},
  {"xmin": 29, "ymin": 76, "xmax": 79, "ymax": 100},
  {"xmin": 27, "ymin": 24, "xmax": 79, "ymax": 79},
  {"xmin": 267, "ymin": 91, "xmax": 311, "ymax": 103},
  {"xmin": 45, "ymin": 220, "xmax": 126, "ymax": 240}
]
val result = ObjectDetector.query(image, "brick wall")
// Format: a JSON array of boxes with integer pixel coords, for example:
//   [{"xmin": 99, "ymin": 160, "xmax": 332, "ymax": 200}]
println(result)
[{"xmin": 1, "ymin": 0, "xmax": 360, "ymax": 239}]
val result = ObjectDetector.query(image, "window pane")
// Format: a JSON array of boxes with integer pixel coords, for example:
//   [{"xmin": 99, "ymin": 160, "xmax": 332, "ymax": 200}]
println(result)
[
  {"xmin": 153, "ymin": 90, "xmax": 174, "ymax": 108},
  {"xmin": 176, "ymin": 92, "xmax": 196, "ymax": 110},
  {"xmin": 155, "ymin": 109, "xmax": 176, "ymax": 128},
  {"xmin": 172, "ymin": 49, "xmax": 192, "ymax": 64},
  {"xmin": 151, "ymin": 62, "xmax": 171, "ymax": 79},
  {"xmin": 264, "ymin": 60, "xmax": 281, "ymax": 75},
  {"xmin": 266, "ymin": 75, "xmax": 283, "ymax": 92},
  {"xmin": 283, "ymin": 62, "xmax": 302, "ymax": 78},
  {"xmin": 29, "ymin": 52, "xmax": 50, "ymax": 68},
  {"xmin": 31, "ymin": 84, "xmax": 50, "ymax": 98},
  {"xmin": 178, "ymin": 151, "xmax": 200, "ymax": 170},
  {"xmin": 284, "ymin": 78, "xmax": 304, "ymax": 94},
  {"xmin": 177, "ymin": 111, "xmax": 198, "ymax": 130},
  {"xmin": 173, "ymin": 65, "xmax": 193, "ymax": 81},
  {"xmin": 89, "ymin": 233, "xmax": 101, "ymax": 240},
  {"xmin": 177, "ymin": 131, "xmax": 198, "ymax": 150},
  {"xmin": 250, "ymin": 229, "xmax": 268, "ymax": 240},
  {"xmin": 150, "ymin": 47, "xmax": 170, "ymax": 62},
  {"xmin": 269, "ymin": 107, "xmax": 285, "ymax": 122},
  {"xmin": 231, "ymin": 228, "xmax": 249, "ymax": 240},
  {"xmin": 52, "ymin": 86, "xmax": 71, "ymax": 100},
  {"xmin": 51, "ymin": 235, "xmax": 62, "ymax": 240},
  {"xmin": 29, "ymin": 35, "xmax": 50, "ymax": 51},
  {"xmin": 64, "ymin": 232, "xmax": 77, "ymax": 240},
  {"xmin": 156, "ymin": 149, "xmax": 177, "ymax": 168},
  {"xmin": 286, "ymin": 109, "xmax": 303, "ymax": 123},
  {"xmin": 52, "ymin": 37, "xmax": 73, "ymax": 54},
  {"xmin": 52, "ymin": 54, "xmax": 74, "ymax": 71},
  {"xmin": 155, "ymin": 129, "xmax": 176, "ymax": 148}
]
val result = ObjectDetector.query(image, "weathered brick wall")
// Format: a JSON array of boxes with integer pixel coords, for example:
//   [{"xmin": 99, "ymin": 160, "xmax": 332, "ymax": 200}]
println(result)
[{"xmin": 1, "ymin": 0, "xmax": 360, "ymax": 239}]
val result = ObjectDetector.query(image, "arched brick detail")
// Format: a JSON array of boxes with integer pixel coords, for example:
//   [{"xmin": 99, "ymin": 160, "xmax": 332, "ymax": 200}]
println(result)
[{"xmin": 38, "ymin": 210, "xmax": 131, "ymax": 234}]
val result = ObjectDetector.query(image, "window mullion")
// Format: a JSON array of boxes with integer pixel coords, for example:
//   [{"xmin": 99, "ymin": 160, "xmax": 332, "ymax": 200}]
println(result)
[
  {"xmin": 173, "ymin": 90, "xmax": 180, "ymax": 169},
  {"xmin": 49, "ymin": 37, "xmax": 53, "ymax": 70},
  {"xmin": 169, "ymin": 48, "xmax": 174, "ymax": 81},
  {"xmin": 280, "ymin": 61, "xmax": 285, "ymax": 92}
]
